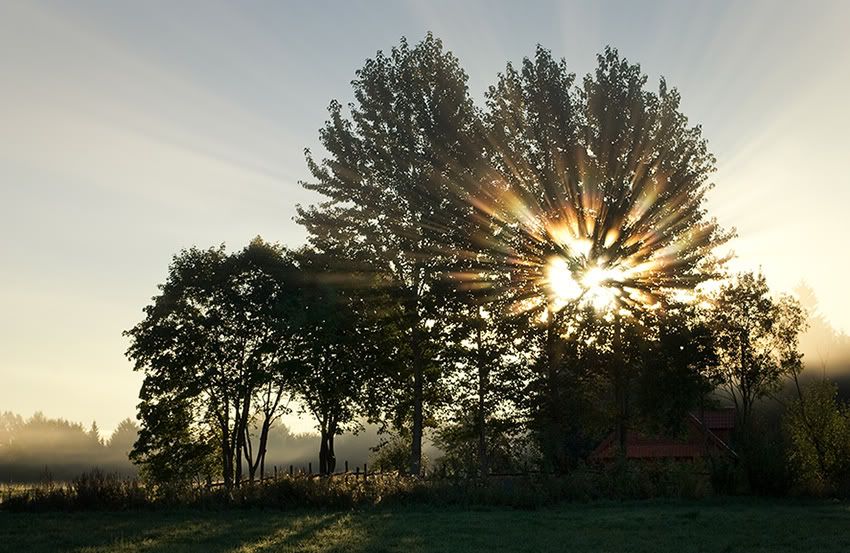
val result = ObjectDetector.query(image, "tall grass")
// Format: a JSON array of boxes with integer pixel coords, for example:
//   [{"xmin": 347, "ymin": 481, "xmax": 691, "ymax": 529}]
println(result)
[{"xmin": 1, "ymin": 461, "xmax": 720, "ymax": 512}]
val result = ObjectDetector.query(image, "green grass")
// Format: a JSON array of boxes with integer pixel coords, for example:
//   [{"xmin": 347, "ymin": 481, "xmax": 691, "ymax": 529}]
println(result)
[{"xmin": 1, "ymin": 499, "xmax": 848, "ymax": 552}]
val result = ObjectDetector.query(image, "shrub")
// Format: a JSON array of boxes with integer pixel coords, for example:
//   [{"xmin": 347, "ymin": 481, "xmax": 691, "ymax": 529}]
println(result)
[{"xmin": 785, "ymin": 380, "xmax": 850, "ymax": 496}]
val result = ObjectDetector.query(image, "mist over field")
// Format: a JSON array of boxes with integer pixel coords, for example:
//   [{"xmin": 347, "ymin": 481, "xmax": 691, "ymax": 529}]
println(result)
[{"xmin": 0, "ymin": 415, "xmax": 446, "ymax": 483}]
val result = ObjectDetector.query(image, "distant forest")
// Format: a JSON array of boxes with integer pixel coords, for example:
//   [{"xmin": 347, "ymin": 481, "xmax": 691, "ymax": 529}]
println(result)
[
  {"xmin": 796, "ymin": 283, "xmax": 850, "ymax": 390},
  {"xmin": 0, "ymin": 413, "xmax": 437, "ymax": 483}
]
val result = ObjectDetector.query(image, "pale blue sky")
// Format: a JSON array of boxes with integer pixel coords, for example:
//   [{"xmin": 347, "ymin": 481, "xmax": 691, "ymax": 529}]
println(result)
[{"xmin": 2, "ymin": 0, "xmax": 849, "ymax": 433}]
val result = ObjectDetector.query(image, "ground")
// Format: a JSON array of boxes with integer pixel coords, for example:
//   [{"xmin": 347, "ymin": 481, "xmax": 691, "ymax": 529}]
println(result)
[{"xmin": 1, "ymin": 499, "xmax": 848, "ymax": 552}]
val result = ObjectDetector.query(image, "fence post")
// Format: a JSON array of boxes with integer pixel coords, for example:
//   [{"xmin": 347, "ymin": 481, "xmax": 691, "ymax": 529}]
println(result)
[
  {"xmin": 364, "ymin": 462, "xmax": 368, "ymax": 482},
  {"xmin": 344, "ymin": 460, "xmax": 348, "ymax": 473},
  {"xmin": 308, "ymin": 462, "xmax": 312, "ymax": 475},
  {"xmin": 274, "ymin": 465, "xmax": 277, "ymax": 480},
  {"xmin": 289, "ymin": 465, "xmax": 293, "ymax": 477}
]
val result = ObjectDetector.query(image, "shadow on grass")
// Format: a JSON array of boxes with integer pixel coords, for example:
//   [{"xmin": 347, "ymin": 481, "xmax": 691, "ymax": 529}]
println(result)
[
  {"xmin": 3, "ymin": 500, "xmax": 850, "ymax": 553},
  {"xmin": 0, "ymin": 510, "xmax": 356, "ymax": 553}
]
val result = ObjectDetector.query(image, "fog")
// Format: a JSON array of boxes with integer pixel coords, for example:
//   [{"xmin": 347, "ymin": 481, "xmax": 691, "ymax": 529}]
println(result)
[
  {"xmin": 796, "ymin": 282, "xmax": 850, "ymax": 395},
  {"xmin": 0, "ymin": 412, "xmax": 440, "ymax": 483}
]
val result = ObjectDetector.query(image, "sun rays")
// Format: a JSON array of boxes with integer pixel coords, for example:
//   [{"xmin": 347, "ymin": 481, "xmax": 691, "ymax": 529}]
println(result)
[{"xmin": 441, "ymin": 48, "xmax": 732, "ymax": 323}]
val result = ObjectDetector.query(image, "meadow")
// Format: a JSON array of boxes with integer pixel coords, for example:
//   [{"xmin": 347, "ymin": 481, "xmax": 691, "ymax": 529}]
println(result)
[{"xmin": 1, "ymin": 499, "xmax": 848, "ymax": 553}]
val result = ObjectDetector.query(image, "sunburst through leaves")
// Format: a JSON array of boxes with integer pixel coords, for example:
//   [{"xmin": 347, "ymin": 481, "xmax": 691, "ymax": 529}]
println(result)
[{"xmin": 449, "ymin": 47, "xmax": 731, "ymax": 321}]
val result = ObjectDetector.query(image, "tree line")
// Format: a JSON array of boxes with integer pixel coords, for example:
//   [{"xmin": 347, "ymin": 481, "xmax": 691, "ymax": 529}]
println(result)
[
  {"xmin": 0, "ymin": 412, "xmax": 138, "ymax": 482},
  {"xmin": 125, "ymin": 34, "xmax": 849, "ymax": 494}
]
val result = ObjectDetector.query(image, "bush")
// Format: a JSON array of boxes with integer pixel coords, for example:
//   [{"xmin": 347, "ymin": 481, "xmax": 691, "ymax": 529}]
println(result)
[
  {"xmin": 739, "ymin": 410, "xmax": 794, "ymax": 496},
  {"xmin": 1, "ymin": 469, "xmax": 147, "ymax": 511},
  {"xmin": 785, "ymin": 380, "xmax": 850, "ymax": 496}
]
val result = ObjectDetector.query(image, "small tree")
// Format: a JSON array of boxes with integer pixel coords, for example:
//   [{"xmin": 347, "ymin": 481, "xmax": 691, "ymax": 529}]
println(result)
[
  {"xmin": 126, "ymin": 239, "xmax": 297, "ymax": 488},
  {"xmin": 709, "ymin": 272, "xmax": 807, "ymax": 435},
  {"xmin": 637, "ymin": 306, "xmax": 719, "ymax": 435},
  {"xmin": 287, "ymin": 251, "xmax": 381, "ymax": 475},
  {"xmin": 785, "ymin": 380, "xmax": 850, "ymax": 495},
  {"xmin": 130, "ymin": 396, "xmax": 219, "ymax": 491}
]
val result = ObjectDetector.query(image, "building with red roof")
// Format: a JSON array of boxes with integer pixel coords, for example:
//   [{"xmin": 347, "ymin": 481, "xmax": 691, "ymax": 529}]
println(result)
[{"xmin": 589, "ymin": 408, "xmax": 738, "ymax": 462}]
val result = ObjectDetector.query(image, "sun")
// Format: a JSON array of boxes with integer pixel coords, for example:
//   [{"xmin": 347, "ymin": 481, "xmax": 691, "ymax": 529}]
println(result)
[
  {"xmin": 545, "ymin": 257, "xmax": 627, "ymax": 312},
  {"xmin": 546, "ymin": 257, "xmax": 582, "ymax": 305}
]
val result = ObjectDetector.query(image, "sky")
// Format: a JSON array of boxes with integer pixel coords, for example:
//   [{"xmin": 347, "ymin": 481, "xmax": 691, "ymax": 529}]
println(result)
[{"xmin": 1, "ymin": 0, "xmax": 849, "ymax": 435}]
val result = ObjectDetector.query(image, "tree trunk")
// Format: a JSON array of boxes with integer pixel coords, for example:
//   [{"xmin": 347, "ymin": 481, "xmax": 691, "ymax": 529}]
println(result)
[
  {"xmin": 545, "ymin": 308, "xmax": 565, "ymax": 472},
  {"xmin": 319, "ymin": 429, "xmax": 329, "ymax": 476},
  {"xmin": 476, "ymin": 319, "xmax": 489, "ymax": 477},
  {"xmin": 243, "ymin": 425, "xmax": 256, "ymax": 483},
  {"xmin": 235, "ymin": 396, "xmax": 250, "ymax": 486},
  {"xmin": 221, "ymin": 430, "xmax": 233, "ymax": 490},
  {"xmin": 738, "ymin": 331, "xmax": 750, "ymax": 435},
  {"xmin": 613, "ymin": 314, "xmax": 628, "ymax": 461},
  {"xmin": 410, "ymin": 326, "xmax": 424, "ymax": 476},
  {"xmin": 256, "ymin": 417, "xmax": 271, "ymax": 481},
  {"xmin": 616, "ymin": 376, "xmax": 629, "ymax": 459},
  {"xmin": 218, "ymin": 402, "xmax": 234, "ymax": 490},
  {"xmin": 327, "ymin": 421, "xmax": 337, "ymax": 474},
  {"xmin": 411, "ymin": 365, "xmax": 424, "ymax": 476}
]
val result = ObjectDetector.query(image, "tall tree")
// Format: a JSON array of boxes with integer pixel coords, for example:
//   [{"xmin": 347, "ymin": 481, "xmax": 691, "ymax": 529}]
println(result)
[
  {"xmin": 298, "ymin": 33, "xmax": 482, "ymax": 475},
  {"xmin": 449, "ymin": 46, "xmax": 730, "ymax": 465}
]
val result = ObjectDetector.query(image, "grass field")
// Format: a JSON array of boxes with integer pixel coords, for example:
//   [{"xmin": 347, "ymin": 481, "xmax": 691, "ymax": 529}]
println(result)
[{"xmin": 1, "ymin": 499, "xmax": 848, "ymax": 553}]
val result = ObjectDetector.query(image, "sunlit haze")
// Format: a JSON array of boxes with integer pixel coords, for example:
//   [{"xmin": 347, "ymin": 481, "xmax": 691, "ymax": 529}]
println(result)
[{"xmin": 2, "ymin": 0, "xmax": 849, "ymax": 434}]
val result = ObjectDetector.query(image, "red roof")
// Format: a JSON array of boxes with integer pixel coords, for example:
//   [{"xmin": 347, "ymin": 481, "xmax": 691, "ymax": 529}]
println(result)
[
  {"xmin": 696, "ymin": 409, "xmax": 736, "ymax": 430},
  {"xmin": 590, "ymin": 409, "xmax": 737, "ymax": 461}
]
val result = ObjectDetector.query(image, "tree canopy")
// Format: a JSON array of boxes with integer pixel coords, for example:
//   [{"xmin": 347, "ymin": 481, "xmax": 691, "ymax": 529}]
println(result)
[{"xmin": 123, "ymin": 35, "xmax": 819, "ymax": 491}]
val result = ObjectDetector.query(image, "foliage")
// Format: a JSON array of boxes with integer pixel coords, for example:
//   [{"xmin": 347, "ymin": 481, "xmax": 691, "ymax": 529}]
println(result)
[
  {"xmin": 130, "ymin": 398, "xmax": 218, "ymax": 492},
  {"xmin": 286, "ymin": 250, "xmax": 383, "ymax": 475},
  {"xmin": 785, "ymin": 380, "xmax": 850, "ymax": 495},
  {"xmin": 1, "ymin": 469, "xmax": 147, "ymax": 511},
  {"xmin": 462, "ymin": 45, "xmax": 729, "ymax": 320},
  {"xmin": 368, "ymin": 432, "xmax": 421, "ymax": 474},
  {"xmin": 636, "ymin": 307, "xmax": 719, "ymax": 434},
  {"xmin": 708, "ymin": 272, "xmax": 807, "ymax": 433},
  {"xmin": 2, "ymin": 461, "xmax": 714, "ymax": 512},
  {"xmin": 126, "ymin": 239, "xmax": 299, "ymax": 488},
  {"xmin": 298, "ymin": 32, "xmax": 483, "ymax": 475},
  {"xmin": 432, "ymin": 414, "xmax": 535, "ymax": 477},
  {"xmin": 742, "ymin": 408, "xmax": 794, "ymax": 496}
]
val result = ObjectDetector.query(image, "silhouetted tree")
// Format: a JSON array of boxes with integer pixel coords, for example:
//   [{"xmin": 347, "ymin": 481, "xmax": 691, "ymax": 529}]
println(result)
[
  {"xmin": 126, "ymin": 238, "xmax": 298, "ymax": 488},
  {"xmin": 796, "ymin": 282, "xmax": 850, "ymax": 390},
  {"xmin": 637, "ymin": 305, "xmax": 719, "ymax": 434},
  {"xmin": 130, "ymin": 397, "xmax": 218, "ymax": 489},
  {"xmin": 105, "ymin": 418, "xmax": 140, "ymax": 466},
  {"xmin": 298, "ymin": 33, "xmax": 483, "ymax": 475},
  {"xmin": 448, "ymin": 46, "xmax": 730, "ymax": 466},
  {"xmin": 437, "ymin": 294, "xmax": 523, "ymax": 476},
  {"xmin": 709, "ymin": 272, "xmax": 807, "ymax": 435},
  {"xmin": 286, "ymin": 250, "xmax": 383, "ymax": 475}
]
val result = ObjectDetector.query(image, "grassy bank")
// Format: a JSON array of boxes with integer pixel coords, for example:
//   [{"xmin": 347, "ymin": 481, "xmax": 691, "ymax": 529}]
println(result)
[{"xmin": 1, "ymin": 499, "xmax": 848, "ymax": 552}]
